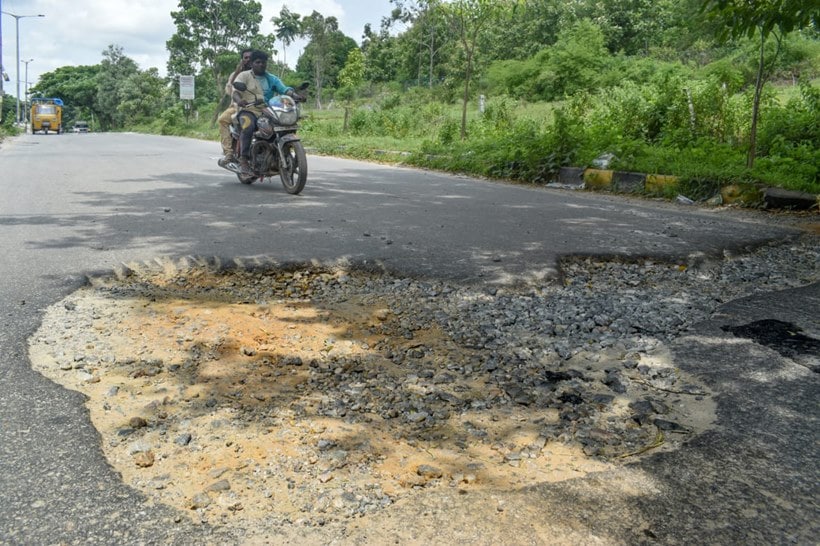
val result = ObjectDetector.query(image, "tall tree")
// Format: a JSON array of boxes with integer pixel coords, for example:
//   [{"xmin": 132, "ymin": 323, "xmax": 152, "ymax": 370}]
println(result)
[
  {"xmin": 117, "ymin": 68, "xmax": 167, "ymax": 125},
  {"xmin": 299, "ymin": 12, "xmax": 356, "ymax": 108},
  {"xmin": 337, "ymin": 48, "xmax": 366, "ymax": 131},
  {"xmin": 95, "ymin": 45, "xmax": 140, "ymax": 130},
  {"xmin": 387, "ymin": 0, "xmax": 447, "ymax": 87},
  {"xmin": 272, "ymin": 6, "xmax": 303, "ymax": 76},
  {"xmin": 443, "ymin": 0, "xmax": 504, "ymax": 139},
  {"xmin": 166, "ymin": 0, "xmax": 264, "ymax": 106},
  {"xmin": 300, "ymin": 11, "xmax": 336, "ymax": 108},
  {"xmin": 361, "ymin": 23, "xmax": 400, "ymax": 83},
  {"xmin": 31, "ymin": 65, "xmax": 100, "ymax": 118},
  {"xmin": 482, "ymin": 1, "xmax": 567, "ymax": 61},
  {"xmin": 543, "ymin": 19, "xmax": 609, "ymax": 99},
  {"xmin": 569, "ymin": 0, "xmax": 676, "ymax": 55},
  {"xmin": 702, "ymin": 0, "xmax": 819, "ymax": 168}
]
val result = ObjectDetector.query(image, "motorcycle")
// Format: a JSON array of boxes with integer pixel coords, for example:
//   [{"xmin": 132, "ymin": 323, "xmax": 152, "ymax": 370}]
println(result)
[{"xmin": 221, "ymin": 81, "xmax": 310, "ymax": 195}]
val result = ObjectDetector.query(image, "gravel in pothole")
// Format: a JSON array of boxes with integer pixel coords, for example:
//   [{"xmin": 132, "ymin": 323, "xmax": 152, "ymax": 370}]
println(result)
[{"xmin": 27, "ymin": 236, "xmax": 818, "ymax": 529}]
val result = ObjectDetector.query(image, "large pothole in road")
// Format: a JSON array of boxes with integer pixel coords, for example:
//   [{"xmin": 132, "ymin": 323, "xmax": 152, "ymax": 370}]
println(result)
[{"xmin": 28, "ymin": 261, "xmax": 714, "ymax": 528}]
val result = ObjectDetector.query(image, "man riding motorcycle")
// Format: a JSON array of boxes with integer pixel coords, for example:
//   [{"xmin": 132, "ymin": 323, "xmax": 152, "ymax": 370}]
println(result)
[{"xmin": 231, "ymin": 50, "xmax": 304, "ymax": 175}]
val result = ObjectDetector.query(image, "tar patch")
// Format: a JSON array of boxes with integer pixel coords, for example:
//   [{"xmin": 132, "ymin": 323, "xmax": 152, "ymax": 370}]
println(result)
[{"xmin": 722, "ymin": 319, "xmax": 820, "ymax": 372}]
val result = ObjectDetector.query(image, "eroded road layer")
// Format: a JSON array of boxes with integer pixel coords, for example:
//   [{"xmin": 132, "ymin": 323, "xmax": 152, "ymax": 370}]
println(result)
[{"xmin": 29, "ymin": 261, "xmax": 715, "ymax": 530}]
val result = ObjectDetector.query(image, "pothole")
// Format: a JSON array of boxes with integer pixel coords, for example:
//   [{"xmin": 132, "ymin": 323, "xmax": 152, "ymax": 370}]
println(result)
[{"xmin": 28, "ymin": 263, "xmax": 714, "ymax": 528}]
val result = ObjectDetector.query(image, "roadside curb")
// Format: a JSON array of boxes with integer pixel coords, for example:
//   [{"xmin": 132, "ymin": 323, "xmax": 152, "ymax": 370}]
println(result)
[{"xmin": 550, "ymin": 166, "xmax": 819, "ymax": 211}]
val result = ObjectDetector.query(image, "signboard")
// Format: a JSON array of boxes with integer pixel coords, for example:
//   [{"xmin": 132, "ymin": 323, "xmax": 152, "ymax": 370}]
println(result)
[{"xmin": 179, "ymin": 75, "xmax": 195, "ymax": 100}]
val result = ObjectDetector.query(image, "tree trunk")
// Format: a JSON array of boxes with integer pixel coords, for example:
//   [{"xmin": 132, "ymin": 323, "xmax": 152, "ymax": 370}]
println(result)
[
  {"xmin": 417, "ymin": 41, "xmax": 423, "ymax": 87},
  {"xmin": 314, "ymin": 59, "xmax": 323, "ymax": 110},
  {"xmin": 747, "ymin": 32, "xmax": 766, "ymax": 169},
  {"xmin": 211, "ymin": 67, "xmax": 224, "ymax": 128},
  {"xmin": 428, "ymin": 32, "xmax": 435, "ymax": 88},
  {"xmin": 460, "ymin": 55, "xmax": 471, "ymax": 140}
]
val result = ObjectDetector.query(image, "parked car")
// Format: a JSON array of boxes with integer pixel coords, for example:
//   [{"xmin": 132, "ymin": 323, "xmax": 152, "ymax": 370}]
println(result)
[{"xmin": 73, "ymin": 121, "xmax": 89, "ymax": 133}]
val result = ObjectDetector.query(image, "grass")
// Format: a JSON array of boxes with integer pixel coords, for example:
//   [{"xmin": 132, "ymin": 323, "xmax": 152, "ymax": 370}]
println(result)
[{"xmin": 124, "ymin": 84, "xmax": 819, "ymax": 200}]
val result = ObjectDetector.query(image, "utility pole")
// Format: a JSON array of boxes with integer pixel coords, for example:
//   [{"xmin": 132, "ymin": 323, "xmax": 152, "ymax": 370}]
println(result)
[
  {"xmin": 22, "ymin": 58, "xmax": 32, "ymax": 129},
  {"xmin": 0, "ymin": 10, "xmax": 45, "ymax": 124},
  {"xmin": 0, "ymin": 0, "xmax": 4, "ymax": 96}
]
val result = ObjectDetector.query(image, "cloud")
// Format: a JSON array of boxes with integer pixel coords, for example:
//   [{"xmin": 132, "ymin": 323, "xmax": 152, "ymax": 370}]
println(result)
[{"xmin": 1, "ymin": 0, "xmax": 392, "ymax": 98}]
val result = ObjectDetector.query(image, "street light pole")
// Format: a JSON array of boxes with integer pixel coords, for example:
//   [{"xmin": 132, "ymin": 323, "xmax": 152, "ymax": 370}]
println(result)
[
  {"xmin": 0, "ymin": 11, "xmax": 45, "ymax": 125},
  {"xmin": 0, "ymin": 1, "xmax": 4, "ymax": 96},
  {"xmin": 22, "ymin": 58, "xmax": 32, "ymax": 129}
]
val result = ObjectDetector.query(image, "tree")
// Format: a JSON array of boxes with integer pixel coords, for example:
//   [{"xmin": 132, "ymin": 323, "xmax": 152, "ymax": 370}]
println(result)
[
  {"xmin": 482, "ymin": 0, "xmax": 570, "ymax": 61},
  {"xmin": 542, "ymin": 19, "xmax": 609, "ymax": 99},
  {"xmin": 361, "ymin": 23, "xmax": 400, "ymax": 83},
  {"xmin": 31, "ymin": 65, "xmax": 100, "ymax": 120},
  {"xmin": 166, "ymin": 0, "xmax": 265, "ymax": 111},
  {"xmin": 337, "ymin": 48, "xmax": 366, "ymax": 131},
  {"xmin": 300, "ymin": 11, "xmax": 337, "ymax": 108},
  {"xmin": 701, "ymin": 0, "xmax": 819, "ymax": 167},
  {"xmin": 95, "ymin": 45, "xmax": 140, "ymax": 130},
  {"xmin": 272, "ymin": 6, "xmax": 303, "ymax": 76},
  {"xmin": 298, "ymin": 12, "xmax": 357, "ymax": 108},
  {"xmin": 117, "ymin": 68, "xmax": 167, "ymax": 125},
  {"xmin": 387, "ymin": 0, "xmax": 447, "ymax": 87},
  {"xmin": 442, "ymin": 0, "xmax": 505, "ymax": 139}
]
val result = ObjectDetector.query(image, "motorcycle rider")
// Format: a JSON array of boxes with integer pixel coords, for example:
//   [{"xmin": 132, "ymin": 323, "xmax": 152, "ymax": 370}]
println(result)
[
  {"xmin": 232, "ymin": 50, "xmax": 302, "ymax": 175},
  {"xmin": 217, "ymin": 49, "xmax": 253, "ymax": 167}
]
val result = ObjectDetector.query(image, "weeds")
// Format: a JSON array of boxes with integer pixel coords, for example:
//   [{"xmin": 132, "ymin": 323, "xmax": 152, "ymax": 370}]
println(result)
[{"xmin": 93, "ymin": 76, "xmax": 819, "ymax": 200}]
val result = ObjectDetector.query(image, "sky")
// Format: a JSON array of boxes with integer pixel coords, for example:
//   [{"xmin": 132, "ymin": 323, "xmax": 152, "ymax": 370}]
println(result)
[{"xmin": 0, "ymin": 0, "xmax": 397, "ymax": 100}]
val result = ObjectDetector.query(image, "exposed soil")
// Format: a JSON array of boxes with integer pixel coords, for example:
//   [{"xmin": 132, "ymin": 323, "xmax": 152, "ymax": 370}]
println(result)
[{"xmin": 28, "ymin": 263, "xmax": 714, "ymax": 538}]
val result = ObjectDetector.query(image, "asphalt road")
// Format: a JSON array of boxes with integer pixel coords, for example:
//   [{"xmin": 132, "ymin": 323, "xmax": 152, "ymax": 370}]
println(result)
[{"xmin": 0, "ymin": 132, "xmax": 815, "ymax": 544}]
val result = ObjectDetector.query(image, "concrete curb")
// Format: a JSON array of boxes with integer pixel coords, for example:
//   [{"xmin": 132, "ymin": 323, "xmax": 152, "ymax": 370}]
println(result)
[{"xmin": 552, "ymin": 166, "xmax": 819, "ymax": 211}]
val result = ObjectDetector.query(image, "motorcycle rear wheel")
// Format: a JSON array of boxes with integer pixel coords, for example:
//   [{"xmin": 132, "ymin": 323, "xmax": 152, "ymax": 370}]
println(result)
[{"xmin": 279, "ymin": 141, "xmax": 307, "ymax": 195}]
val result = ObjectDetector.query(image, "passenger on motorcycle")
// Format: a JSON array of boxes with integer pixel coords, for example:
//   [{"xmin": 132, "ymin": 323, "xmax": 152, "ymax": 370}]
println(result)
[
  {"xmin": 232, "ymin": 50, "xmax": 303, "ymax": 175},
  {"xmin": 217, "ymin": 49, "xmax": 252, "ymax": 167}
]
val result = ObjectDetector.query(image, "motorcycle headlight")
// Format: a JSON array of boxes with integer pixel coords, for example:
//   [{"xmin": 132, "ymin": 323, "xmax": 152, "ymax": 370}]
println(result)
[{"xmin": 272, "ymin": 109, "xmax": 298, "ymax": 126}]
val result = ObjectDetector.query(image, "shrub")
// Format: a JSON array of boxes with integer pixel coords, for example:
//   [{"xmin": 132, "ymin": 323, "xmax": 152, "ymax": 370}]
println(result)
[
  {"xmin": 485, "ymin": 58, "xmax": 539, "ymax": 98},
  {"xmin": 437, "ymin": 119, "xmax": 459, "ymax": 145},
  {"xmin": 757, "ymin": 80, "xmax": 819, "ymax": 156},
  {"xmin": 471, "ymin": 95, "xmax": 515, "ymax": 139},
  {"xmin": 699, "ymin": 58, "xmax": 747, "ymax": 94},
  {"xmin": 380, "ymin": 93, "xmax": 402, "ymax": 110}
]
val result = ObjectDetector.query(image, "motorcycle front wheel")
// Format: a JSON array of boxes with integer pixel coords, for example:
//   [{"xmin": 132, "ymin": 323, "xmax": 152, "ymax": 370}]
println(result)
[{"xmin": 279, "ymin": 141, "xmax": 307, "ymax": 195}]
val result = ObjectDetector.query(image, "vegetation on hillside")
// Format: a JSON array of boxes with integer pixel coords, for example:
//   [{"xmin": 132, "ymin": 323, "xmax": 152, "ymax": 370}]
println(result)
[{"xmin": 8, "ymin": 0, "xmax": 820, "ymax": 197}]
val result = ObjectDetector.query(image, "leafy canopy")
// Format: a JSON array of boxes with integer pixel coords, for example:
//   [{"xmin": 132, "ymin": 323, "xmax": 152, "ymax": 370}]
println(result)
[{"xmin": 702, "ymin": 0, "xmax": 819, "ymax": 41}]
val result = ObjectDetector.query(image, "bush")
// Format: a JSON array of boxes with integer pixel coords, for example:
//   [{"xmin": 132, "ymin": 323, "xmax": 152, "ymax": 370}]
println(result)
[
  {"xmin": 437, "ymin": 119, "xmax": 459, "ymax": 145},
  {"xmin": 124, "ymin": 43, "xmax": 819, "ymax": 199},
  {"xmin": 698, "ymin": 58, "xmax": 747, "ymax": 94},
  {"xmin": 485, "ymin": 58, "xmax": 539, "ymax": 98},
  {"xmin": 758, "ymin": 81, "xmax": 819, "ymax": 155},
  {"xmin": 348, "ymin": 109, "xmax": 380, "ymax": 135},
  {"xmin": 380, "ymin": 93, "xmax": 402, "ymax": 110},
  {"xmin": 753, "ymin": 148, "xmax": 819, "ymax": 192},
  {"xmin": 472, "ymin": 95, "xmax": 515, "ymax": 138},
  {"xmin": 0, "ymin": 95, "xmax": 19, "ymax": 130}
]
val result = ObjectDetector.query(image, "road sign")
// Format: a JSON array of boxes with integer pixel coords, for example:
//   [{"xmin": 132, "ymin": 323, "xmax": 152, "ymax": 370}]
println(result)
[{"xmin": 179, "ymin": 75, "xmax": 195, "ymax": 100}]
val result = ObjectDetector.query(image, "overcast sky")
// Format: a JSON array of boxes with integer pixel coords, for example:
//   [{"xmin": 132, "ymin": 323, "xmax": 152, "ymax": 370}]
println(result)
[{"xmin": 0, "ymin": 0, "xmax": 396, "ymax": 99}]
